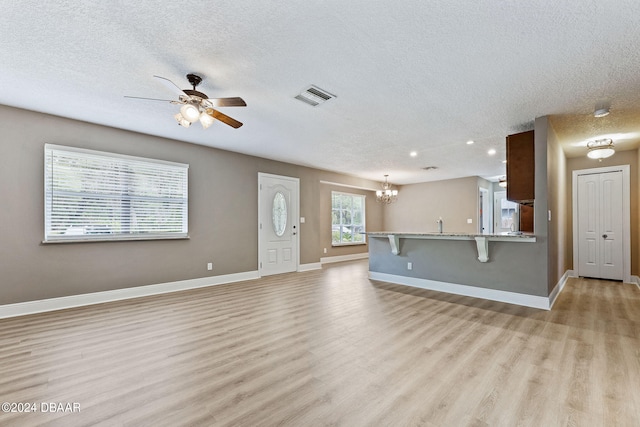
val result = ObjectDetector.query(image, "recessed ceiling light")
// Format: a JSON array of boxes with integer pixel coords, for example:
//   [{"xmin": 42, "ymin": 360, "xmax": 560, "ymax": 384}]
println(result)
[
  {"xmin": 594, "ymin": 107, "xmax": 610, "ymax": 118},
  {"xmin": 488, "ymin": 149, "xmax": 496, "ymax": 155},
  {"xmin": 466, "ymin": 140, "xmax": 474, "ymax": 145},
  {"xmin": 410, "ymin": 151, "xmax": 417, "ymax": 157}
]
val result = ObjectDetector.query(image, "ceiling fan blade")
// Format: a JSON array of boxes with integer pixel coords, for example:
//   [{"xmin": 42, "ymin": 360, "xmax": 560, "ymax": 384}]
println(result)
[
  {"xmin": 206, "ymin": 109, "xmax": 243, "ymax": 129},
  {"xmin": 153, "ymin": 75, "xmax": 188, "ymax": 96},
  {"xmin": 207, "ymin": 97, "xmax": 247, "ymax": 107},
  {"xmin": 124, "ymin": 95, "xmax": 175, "ymax": 102}
]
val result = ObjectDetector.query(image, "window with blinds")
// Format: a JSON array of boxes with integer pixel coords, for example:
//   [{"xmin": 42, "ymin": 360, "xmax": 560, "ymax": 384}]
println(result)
[{"xmin": 44, "ymin": 144, "xmax": 188, "ymax": 242}]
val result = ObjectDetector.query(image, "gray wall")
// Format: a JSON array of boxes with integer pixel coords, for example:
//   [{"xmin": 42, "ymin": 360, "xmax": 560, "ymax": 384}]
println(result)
[
  {"xmin": 546, "ymin": 120, "xmax": 568, "ymax": 292},
  {"xmin": 532, "ymin": 117, "xmax": 550, "ymax": 294},
  {"xmin": 0, "ymin": 105, "xmax": 383, "ymax": 305},
  {"xmin": 368, "ymin": 237, "xmax": 547, "ymax": 296}
]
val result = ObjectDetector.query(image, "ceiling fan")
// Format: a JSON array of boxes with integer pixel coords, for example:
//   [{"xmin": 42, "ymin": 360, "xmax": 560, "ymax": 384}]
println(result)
[{"xmin": 125, "ymin": 74, "xmax": 246, "ymax": 129}]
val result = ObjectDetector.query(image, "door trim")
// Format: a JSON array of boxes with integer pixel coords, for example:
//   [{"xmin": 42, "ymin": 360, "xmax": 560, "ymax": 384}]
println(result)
[
  {"xmin": 479, "ymin": 187, "xmax": 491, "ymax": 234},
  {"xmin": 572, "ymin": 165, "xmax": 630, "ymax": 283},
  {"xmin": 258, "ymin": 172, "xmax": 300, "ymax": 277}
]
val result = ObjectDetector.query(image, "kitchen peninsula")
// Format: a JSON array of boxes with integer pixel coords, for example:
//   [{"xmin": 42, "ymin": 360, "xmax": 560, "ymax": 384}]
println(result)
[{"xmin": 366, "ymin": 231, "xmax": 556, "ymax": 310}]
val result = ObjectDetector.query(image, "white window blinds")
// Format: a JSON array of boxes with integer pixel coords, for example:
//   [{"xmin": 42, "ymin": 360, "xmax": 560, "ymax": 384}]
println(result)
[{"xmin": 44, "ymin": 144, "xmax": 188, "ymax": 242}]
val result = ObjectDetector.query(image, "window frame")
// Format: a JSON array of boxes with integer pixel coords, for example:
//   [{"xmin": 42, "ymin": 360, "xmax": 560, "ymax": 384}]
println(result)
[
  {"xmin": 331, "ymin": 191, "xmax": 366, "ymax": 246},
  {"xmin": 43, "ymin": 144, "xmax": 189, "ymax": 243}
]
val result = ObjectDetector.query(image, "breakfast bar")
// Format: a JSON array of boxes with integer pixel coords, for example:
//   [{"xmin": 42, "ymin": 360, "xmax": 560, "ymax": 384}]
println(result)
[
  {"xmin": 366, "ymin": 231, "xmax": 552, "ymax": 309},
  {"xmin": 367, "ymin": 231, "xmax": 536, "ymax": 262}
]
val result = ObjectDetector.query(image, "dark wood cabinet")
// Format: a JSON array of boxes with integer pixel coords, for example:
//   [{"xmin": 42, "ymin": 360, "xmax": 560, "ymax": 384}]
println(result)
[
  {"xmin": 519, "ymin": 204, "xmax": 534, "ymax": 232},
  {"xmin": 506, "ymin": 130, "xmax": 535, "ymax": 203}
]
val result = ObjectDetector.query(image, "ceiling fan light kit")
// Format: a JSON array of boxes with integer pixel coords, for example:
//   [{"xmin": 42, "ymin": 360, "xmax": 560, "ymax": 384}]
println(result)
[
  {"xmin": 126, "ymin": 73, "xmax": 246, "ymax": 129},
  {"xmin": 179, "ymin": 103, "xmax": 201, "ymax": 123},
  {"xmin": 199, "ymin": 111, "xmax": 215, "ymax": 129}
]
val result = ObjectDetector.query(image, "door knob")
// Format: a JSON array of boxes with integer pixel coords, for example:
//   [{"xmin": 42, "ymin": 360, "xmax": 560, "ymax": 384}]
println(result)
[{"xmin": 602, "ymin": 234, "xmax": 608, "ymax": 239}]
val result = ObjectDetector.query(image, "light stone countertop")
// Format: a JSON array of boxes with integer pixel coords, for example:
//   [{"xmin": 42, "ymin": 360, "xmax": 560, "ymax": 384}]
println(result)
[
  {"xmin": 365, "ymin": 231, "xmax": 536, "ymax": 239},
  {"xmin": 365, "ymin": 231, "xmax": 536, "ymax": 260}
]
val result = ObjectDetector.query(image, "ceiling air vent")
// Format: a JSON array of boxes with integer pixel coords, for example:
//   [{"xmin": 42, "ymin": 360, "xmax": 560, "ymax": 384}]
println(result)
[{"xmin": 295, "ymin": 85, "xmax": 336, "ymax": 106}]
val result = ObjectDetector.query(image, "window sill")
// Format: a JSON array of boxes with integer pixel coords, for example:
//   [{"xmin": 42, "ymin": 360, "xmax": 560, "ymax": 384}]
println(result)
[
  {"xmin": 42, "ymin": 235, "xmax": 190, "ymax": 244},
  {"xmin": 331, "ymin": 242, "xmax": 367, "ymax": 247}
]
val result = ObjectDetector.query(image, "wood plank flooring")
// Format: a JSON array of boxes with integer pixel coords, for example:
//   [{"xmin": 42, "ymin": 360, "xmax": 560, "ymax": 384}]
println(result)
[{"xmin": 0, "ymin": 260, "xmax": 639, "ymax": 426}]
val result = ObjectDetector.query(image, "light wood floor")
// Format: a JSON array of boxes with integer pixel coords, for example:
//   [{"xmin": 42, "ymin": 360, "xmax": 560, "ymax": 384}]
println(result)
[{"xmin": 0, "ymin": 260, "xmax": 639, "ymax": 427}]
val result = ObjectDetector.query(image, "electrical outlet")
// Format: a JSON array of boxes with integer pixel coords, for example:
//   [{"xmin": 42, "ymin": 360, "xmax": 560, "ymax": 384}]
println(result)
[
  {"xmin": 407, "ymin": 262, "xmax": 413, "ymax": 270},
  {"xmin": 207, "ymin": 262, "xmax": 213, "ymax": 271},
  {"xmin": 467, "ymin": 218, "xmax": 473, "ymax": 224},
  {"xmin": 323, "ymin": 248, "xmax": 327, "ymax": 254}
]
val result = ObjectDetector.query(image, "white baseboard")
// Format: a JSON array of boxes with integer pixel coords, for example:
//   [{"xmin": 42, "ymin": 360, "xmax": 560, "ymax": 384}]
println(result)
[
  {"xmin": 548, "ymin": 270, "xmax": 572, "ymax": 309},
  {"xmin": 0, "ymin": 271, "xmax": 260, "ymax": 319},
  {"xmin": 632, "ymin": 275, "xmax": 640, "ymax": 288},
  {"xmin": 321, "ymin": 252, "xmax": 368, "ymax": 265},
  {"xmin": 298, "ymin": 262, "xmax": 322, "ymax": 272},
  {"xmin": 369, "ymin": 271, "xmax": 552, "ymax": 310}
]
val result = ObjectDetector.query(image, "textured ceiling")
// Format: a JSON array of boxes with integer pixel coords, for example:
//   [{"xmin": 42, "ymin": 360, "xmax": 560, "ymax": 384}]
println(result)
[{"xmin": 2, "ymin": 1, "xmax": 640, "ymax": 184}]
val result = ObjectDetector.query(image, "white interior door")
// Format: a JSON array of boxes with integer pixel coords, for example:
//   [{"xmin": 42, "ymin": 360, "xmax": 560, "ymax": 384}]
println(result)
[
  {"xmin": 576, "ymin": 170, "xmax": 623, "ymax": 280},
  {"xmin": 258, "ymin": 173, "xmax": 299, "ymax": 276}
]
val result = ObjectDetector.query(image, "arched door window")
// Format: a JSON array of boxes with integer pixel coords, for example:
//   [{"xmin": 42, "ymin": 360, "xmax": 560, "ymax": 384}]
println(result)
[{"xmin": 272, "ymin": 191, "xmax": 287, "ymax": 237}]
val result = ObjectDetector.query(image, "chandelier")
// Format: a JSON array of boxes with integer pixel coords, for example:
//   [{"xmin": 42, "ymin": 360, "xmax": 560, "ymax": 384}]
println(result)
[{"xmin": 376, "ymin": 175, "xmax": 398, "ymax": 204}]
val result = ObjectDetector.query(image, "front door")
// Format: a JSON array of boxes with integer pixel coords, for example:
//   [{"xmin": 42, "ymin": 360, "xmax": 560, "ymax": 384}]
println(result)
[
  {"xmin": 258, "ymin": 173, "xmax": 299, "ymax": 276},
  {"xmin": 576, "ymin": 170, "xmax": 624, "ymax": 280}
]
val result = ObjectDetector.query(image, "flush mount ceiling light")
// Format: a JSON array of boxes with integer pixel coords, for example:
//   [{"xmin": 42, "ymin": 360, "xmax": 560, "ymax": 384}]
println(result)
[
  {"xmin": 376, "ymin": 175, "xmax": 398, "ymax": 204},
  {"xmin": 125, "ymin": 74, "xmax": 247, "ymax": 129},
  {"xmin": 587, "ymin": 138, "xmax": 615, "ymax": 160},
  {"xmin": 594, "ymin": 107, "xmax": 610, "ymax": 118},
  {"xmin": 499, "ymin": 176, "xmax": 507, "ymax": 188}
]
